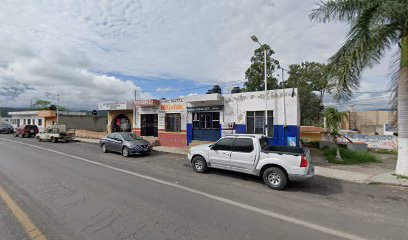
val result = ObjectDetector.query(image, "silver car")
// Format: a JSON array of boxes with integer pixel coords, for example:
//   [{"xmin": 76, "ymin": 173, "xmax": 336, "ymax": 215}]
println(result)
[{"xmin": 99, "ymin": 132, "xmax": 152, "ymax": 157}]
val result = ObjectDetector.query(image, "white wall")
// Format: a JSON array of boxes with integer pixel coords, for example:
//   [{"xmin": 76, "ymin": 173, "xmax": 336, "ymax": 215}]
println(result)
[{"xmin": 223, "ymin": 88, "xmax": 299, "ymax": 126}]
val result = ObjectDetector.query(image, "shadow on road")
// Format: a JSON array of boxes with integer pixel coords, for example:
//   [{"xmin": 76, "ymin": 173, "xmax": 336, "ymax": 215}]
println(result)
[{"xmin": 199, "ymin": 168, "xmax": 344, "ymax": 196}]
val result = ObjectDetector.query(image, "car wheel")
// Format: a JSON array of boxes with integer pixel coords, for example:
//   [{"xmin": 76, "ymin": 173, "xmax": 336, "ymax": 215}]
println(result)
[
  {"xmin": 122, "ymin": 147, "xmax": 129, "ymax": 157},
  {"xmin": 192, "ymin": 156, "xmax": 207, "ymax": 173},
  {"xmin": 36, "ymin": 136, "xmax": 42, "ymax": 142},
  {"xmin": 14, "ymin": 133, "xmax": 18, "ymax": 137},
  {"xmin": 102, "ymin": 144, "xmax": 108, "ymax": 153},
  {"xmin": 263, "ymin": 167, "xmax": 288, "ymax": 190},
  {"xmin": 51, "ymin": 137, "xmax": 58, "ymax": 143}
]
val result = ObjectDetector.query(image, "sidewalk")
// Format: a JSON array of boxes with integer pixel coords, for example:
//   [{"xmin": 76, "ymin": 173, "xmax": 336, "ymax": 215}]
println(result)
[
  {"xmin": 74, "ymin": 137, "xmax": 407, "ymax": 187},
  {"xmin": 310, "ymin": 149, "xmax": 408, "ymax": 187}
]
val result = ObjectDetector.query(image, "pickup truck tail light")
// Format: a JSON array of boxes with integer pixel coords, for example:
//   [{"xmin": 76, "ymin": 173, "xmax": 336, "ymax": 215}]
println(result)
[{"xmin": 300, "ymin": 155, "xmax": 308, "ymax": 168}]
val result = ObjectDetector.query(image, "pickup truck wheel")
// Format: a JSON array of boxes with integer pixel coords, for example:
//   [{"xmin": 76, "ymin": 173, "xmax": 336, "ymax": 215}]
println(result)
[
  {"xmin": 263, "ymin": 167, "xmax": 288, "ymax": 190},
  {"xmin": 122, "ymin": 147, "xmax": 129, "ymax": 157},
  {"xmin": 51, "ymin": 137, "xmax": 58, "ymax": 143},
  {"xmin": 192, "ymin": 156, "xmax": 207, "ymax": 173}
]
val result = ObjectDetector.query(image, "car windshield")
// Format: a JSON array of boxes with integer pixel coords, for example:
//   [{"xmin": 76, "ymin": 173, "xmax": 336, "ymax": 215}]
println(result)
[
  {"xmin": 120, "ymin": 133, "xmax": 142, "ymax": 141},
  {"xmin": 259, "ymin": 137, "xmax": 270, "ymax": 150}
]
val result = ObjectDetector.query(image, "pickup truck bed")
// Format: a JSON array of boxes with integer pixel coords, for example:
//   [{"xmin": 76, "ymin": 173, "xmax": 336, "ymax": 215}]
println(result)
[{"xmin": 262, "ymin": 146, "xmax": 305, "ymax": 156}]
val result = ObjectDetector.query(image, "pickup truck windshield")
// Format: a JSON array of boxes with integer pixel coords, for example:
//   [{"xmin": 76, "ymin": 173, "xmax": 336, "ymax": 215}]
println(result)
[{"xmin": 259, "ymin": 137, "xmax": 270, "ymax": 150}]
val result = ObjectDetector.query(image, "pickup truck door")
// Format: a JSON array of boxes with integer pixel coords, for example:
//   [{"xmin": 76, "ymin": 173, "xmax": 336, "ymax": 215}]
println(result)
[
  {"xmin": 208, "ymin": 138, "xmax": 233, "ymax": 167},
  {"xmin": 230, "ymin": 138, "xmax": 257, "ymax": 170}
]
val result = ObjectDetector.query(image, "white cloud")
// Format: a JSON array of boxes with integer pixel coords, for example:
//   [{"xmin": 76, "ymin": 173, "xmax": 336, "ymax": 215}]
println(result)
[{"xmin": 0, "ymin": 0, "xmax": 397, "ymax": 109}]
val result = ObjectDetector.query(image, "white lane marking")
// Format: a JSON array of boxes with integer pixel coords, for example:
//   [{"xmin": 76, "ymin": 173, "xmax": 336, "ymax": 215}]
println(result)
[{"xmin": 0, "ymin": 137, "xmax": 367, "ymax": 240}]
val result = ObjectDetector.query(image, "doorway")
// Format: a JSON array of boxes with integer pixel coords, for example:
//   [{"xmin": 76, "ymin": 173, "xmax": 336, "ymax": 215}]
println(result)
[
  {"xmin": 192, "ymin": 112, "xmax": 220, "ymax": 141},
  {"xmin": 113, "ymin": 114, "xmax": 131, "ymax": 132},
  {"xmin": 141, "ymin": 114, "xmax": 158, "ymax": 137}
]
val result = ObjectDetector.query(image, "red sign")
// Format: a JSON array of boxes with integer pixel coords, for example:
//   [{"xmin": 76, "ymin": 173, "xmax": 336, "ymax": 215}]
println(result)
[{"xmin": 134, "ymin": 99, "xmax": 160, "ymax": 106}]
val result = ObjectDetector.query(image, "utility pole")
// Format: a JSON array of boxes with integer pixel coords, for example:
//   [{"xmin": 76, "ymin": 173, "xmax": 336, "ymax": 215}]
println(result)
[
  {"xmin": 134, "ymin": 89, "xmax": 137, "ymax": 129},
  {"xmin": 56, "ymin": 94, "xmax": 59, "ymax": 123},
  {"xmin": 282, "ymin": 68, "xmax": 286, "ymax": 127}
]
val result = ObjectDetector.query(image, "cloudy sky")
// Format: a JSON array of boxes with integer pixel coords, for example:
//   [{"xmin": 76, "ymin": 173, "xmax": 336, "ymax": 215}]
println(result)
[{"xmin": 0, "ymin": 0, "xmax": 397, "ymax": 110}]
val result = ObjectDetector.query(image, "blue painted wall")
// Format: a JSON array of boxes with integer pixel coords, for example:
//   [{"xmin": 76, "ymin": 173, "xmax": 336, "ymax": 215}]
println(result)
[
  {"xmin": 187, "ymin": 123, "xmax": 193, "ymax": 145},
  {"xmin": 271, "ymin": 125, "xmax": 299, "ymax": 146},
  {"xmin": 235, "ymin": 124, "xmax": 246, "ymax": 134},
  {"xmin": 187, "ymin": 123, "xmax": 299, "ymax": 147}
]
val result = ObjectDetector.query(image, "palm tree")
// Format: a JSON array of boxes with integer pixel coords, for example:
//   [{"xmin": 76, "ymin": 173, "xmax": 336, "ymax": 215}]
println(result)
[
  {"xmin": 324, "ymin": 107, "xmax": 347, "ymax": 161},
  {"xmin": 310, "ymin": 0, "xmax": 408, "ymax": 176}
]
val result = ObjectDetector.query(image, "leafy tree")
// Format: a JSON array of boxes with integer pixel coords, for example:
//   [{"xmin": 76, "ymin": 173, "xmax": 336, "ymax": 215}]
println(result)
[
  {"xmin": 33, "ymin": 100, "xmax": 51, "ymax": 109},
  {"xmin": 286, "ymin": 62, "xmax": 331, "ymax": 125},
  {"xmin": 310, "ymin": 0, "xmax": 408, "ymax": 176},
  {"xmin": 244, "ymin": 44, "xmax": 280, "ymax": 91},
  {"xmin": 324, "ymin": 107, "xmax": 348, "ymax": 161},
  {"xmin": 33, "ymin": 100, "xmax": 67, "ymax": 111}
]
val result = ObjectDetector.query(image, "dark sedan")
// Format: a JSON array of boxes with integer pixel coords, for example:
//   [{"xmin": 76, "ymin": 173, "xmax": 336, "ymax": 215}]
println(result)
[
  {"xmin": 99, "ymin": 132, "xmax": 153, "ymax": 157},
  {"xmin": 0, "ymin": 122, "xmax": 14, "ymax": 134}
]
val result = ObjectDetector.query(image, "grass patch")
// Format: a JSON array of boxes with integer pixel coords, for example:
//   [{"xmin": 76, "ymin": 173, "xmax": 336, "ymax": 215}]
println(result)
[
  {"xmin": 371, "ymin": 149, "xmax": 398, "ymax": 155},
  {"xmin": 322, "ymin": 148, "xmax": 382, "ymax": 165}
]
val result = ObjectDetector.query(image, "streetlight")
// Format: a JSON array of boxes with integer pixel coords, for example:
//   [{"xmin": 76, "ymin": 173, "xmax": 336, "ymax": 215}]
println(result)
[{"xmin": 251, "ymin": 35, "xmax": 269, "ymax": 136}]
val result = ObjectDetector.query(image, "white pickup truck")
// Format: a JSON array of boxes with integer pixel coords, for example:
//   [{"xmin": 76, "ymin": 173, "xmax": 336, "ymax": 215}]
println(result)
[{"xmin": 188, "ymin": 134, "xmax": 314, "ymax": 190}]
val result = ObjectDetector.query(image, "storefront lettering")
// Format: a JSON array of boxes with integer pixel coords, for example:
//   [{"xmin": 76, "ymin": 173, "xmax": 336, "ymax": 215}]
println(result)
[
  {"xmin": 98, "ymin": 102, "xmax": 128, "ymax": 110},
  {"xmin": 161, "ymin": 104, "xmax": 185, "ymax": 111},
  {"xmin": 187, "ymin": 105, "xmax": 224, "ymax": 112}
]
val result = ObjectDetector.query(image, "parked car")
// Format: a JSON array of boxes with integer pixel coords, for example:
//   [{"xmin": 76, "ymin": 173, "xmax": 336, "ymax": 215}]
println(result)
[
  {"xmin": 188, "ymin": 134, "xmax": 314, "ymax": 190},
  {"xmin": 14, "ymin": 125, "xmax": 39, "ymax": 137},
  {"xmin": 99, "ymin": 132, "xmax": 153, "ymax": 157},
  {"xmin": 36, "ymin": 124, "xmax": 74, "ymax": 143},
  {"xmin": 0, "ymin": 122, "xmax": 14, "ymax": 134}
]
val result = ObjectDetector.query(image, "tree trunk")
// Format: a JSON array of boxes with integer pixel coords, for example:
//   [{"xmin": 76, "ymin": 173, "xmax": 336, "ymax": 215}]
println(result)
[
  {"xmin": 334, "ymin": 136, "xmax": 343, "ymax": 161},
  {"xmin": 396, "ymin": 36, "xmax": 408, "ymax": 176}
]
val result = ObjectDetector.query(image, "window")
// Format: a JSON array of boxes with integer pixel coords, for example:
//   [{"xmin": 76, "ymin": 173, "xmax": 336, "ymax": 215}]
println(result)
[
  {"xmin": 27, "ymin": 119, "xmax": 31, "ymax": 125},
  {"xmin": 192, "ymin": 113, "xmax": 200, "ymax": 128},
  {"xmin": 23, "ymin": 119, "xmax": 26, "ymax": 125},
  {"xmin": 165, "ymin": 113, "xmax": 181, "ymax": 132},
  {"xmin": 32, "ymin": 119, "xmax": 36, "ymax": 125},
  {"xmin": 193, "ymin": 112, "xmax": 220, "ymax": 129},
  {"xmin": 259, "ymin": 137, "xmax": 270, "ymax": 150},
  {"xmin": 38, "ymin": 119, "xmax": 42, "ymax": 126},
  {"xmin": 233, "ymin": 138, "xmax": 254, "ymax": 153},
  {"xmin": 246, "ymin": 111, "xmax": 273, "ymax": 136},
  {"xmin": 113, "ymin": 133, "xmax": 122, "ymax": 140},
  {"xmin": 213, "ymin": 138, "xmax": 234, "ymax": 151}
]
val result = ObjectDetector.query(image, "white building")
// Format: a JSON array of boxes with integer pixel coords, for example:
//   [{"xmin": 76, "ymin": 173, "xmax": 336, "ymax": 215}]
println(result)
[
  {"xmin": 9, "ymin": 111, "xmax": 45, "ymax": 131},
  {"xmin": 186, "ymin": 88, "xmax": 300, "ymax": 146}
]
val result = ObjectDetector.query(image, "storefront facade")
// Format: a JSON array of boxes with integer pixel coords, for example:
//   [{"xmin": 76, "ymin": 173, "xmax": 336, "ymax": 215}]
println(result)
[
  {"xmin": 98, "ymin": 101, "xmax": 134, "ymax": 133},
  {"xmin": 99, "ymin": 88, "xmax": 300, "ymax": 147},
  {"xmin": 158, "ymin": 98, "xmax": 187, "ymax": 147},
  {"xmin": 185, "ymin": 94, "xmax": 224, "ymax": 143},
  {"xmin": 133, "ymin": 99, "xmax": 160, "ymax": 138},
  {"xmin": 222, "ymin": 88, "xmax": 300, "ymax": 146}
]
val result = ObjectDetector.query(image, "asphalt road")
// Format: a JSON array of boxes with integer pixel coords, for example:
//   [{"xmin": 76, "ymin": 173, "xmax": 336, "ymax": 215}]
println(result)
[{"xmin": 0, "ymin": 134, "xmax": 407, "ymax": 240}]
